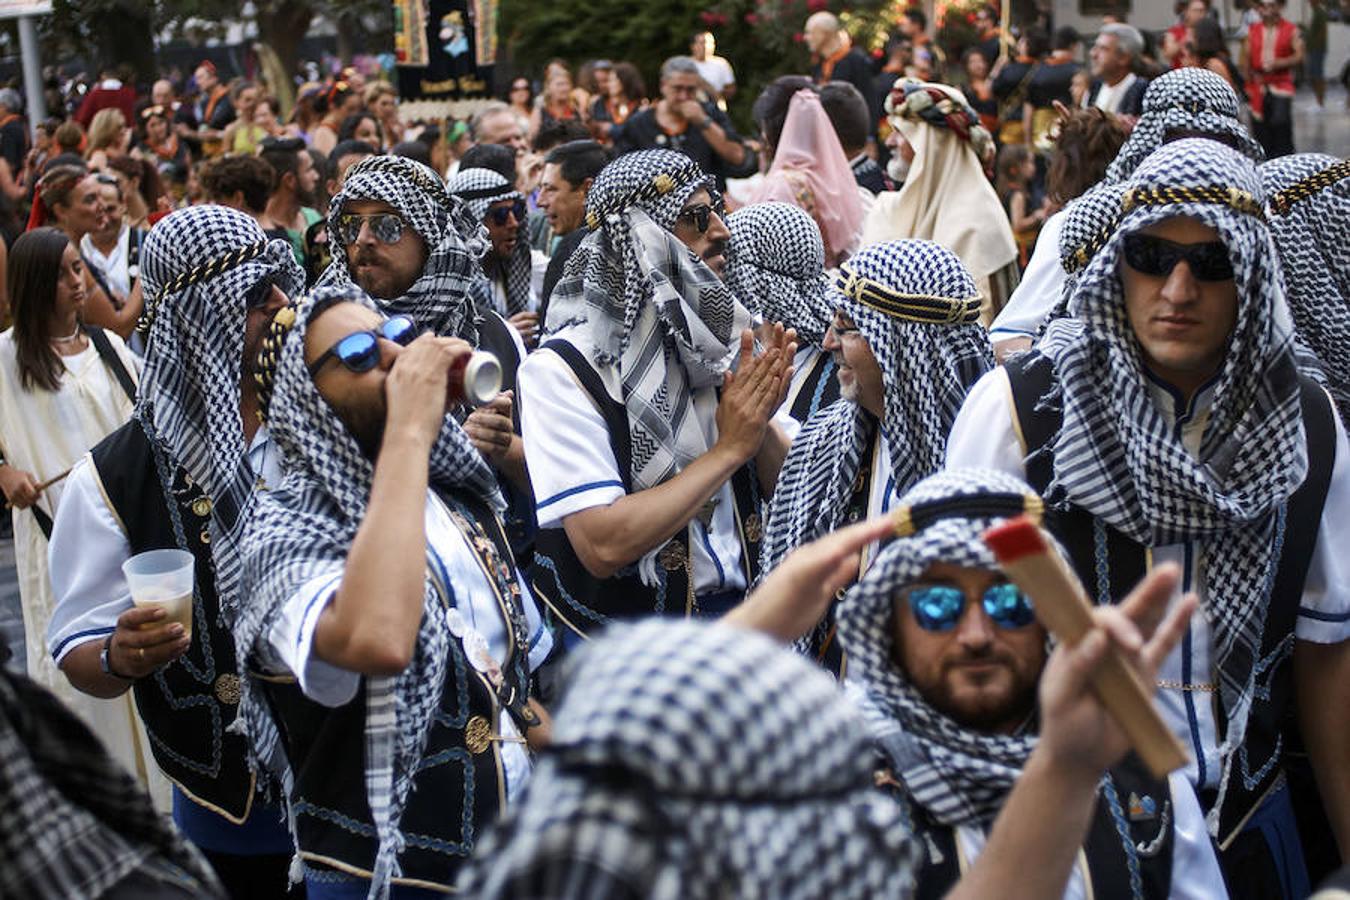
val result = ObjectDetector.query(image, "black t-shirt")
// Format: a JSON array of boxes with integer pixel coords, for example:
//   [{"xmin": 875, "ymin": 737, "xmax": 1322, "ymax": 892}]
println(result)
[
  {"xmin": 611, "ymin": 104, "xmax": 756, "ymax": 190},
  {"xmin": 992, "ymin": 60, "xmax": 1036, "ymax": 103},
  {"xmin": 1026, "ymin": 60, "xmax": 1080, "ymax": 110},
  {"xmin": 0, "ymin": 118, "xmax": 26, "ymax": 173},
  {"xmin": 816, "ymin": 49, "xmax": 878, "ymax": 135}
]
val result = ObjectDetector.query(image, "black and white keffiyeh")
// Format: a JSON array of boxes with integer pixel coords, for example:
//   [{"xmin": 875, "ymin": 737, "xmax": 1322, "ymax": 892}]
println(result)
[
  {"xmin": 234, "ymin": 286, "xmax": 503, "ymax": 900},
  {"xmin": 320, "ymin": 154, "xmax": 486, "ymax": 341},
  {"xmin": 447, "ymin": 167, "xmax": 533, "ymax": 317},
  {"xmin": 137, "ymin": 205, "xmax": 304, "ymax": 621},
  {"xmin": 760, "ymin": 240, "xmax": 994, "ymax": 575},
  {"xmin": 458, "ymin": 619, "xmax": 919, "ymax": 899},
  {"xmin": 1029, "ymin": 180, "xmax": 1124, "ymax": 349},
  {"xmin": 838, "ymin": 469, "xmax": 1045, "ymax": 827},
  {"xmin": 1261, "ymin": 153, "xmax": 1350, "ymax": 423},
  {"xmin": 546, "ymin": 149, "xmax": 752, "ymax": 581},
  {"xmin": 1103, "ymin": 68, "xmax": 1264, "ymax": 184},
  {"xmin": 724, "ymin": 201, "xmax": 832, "ymax": 347},
  {"xmin": 1044, "ymin": 139, "xmax": 1304, "ymax": 834}
]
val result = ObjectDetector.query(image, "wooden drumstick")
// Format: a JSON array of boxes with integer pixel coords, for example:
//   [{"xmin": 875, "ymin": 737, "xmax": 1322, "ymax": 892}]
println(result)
[{"xmin": 983, "ymin": 515, "xmax": 1189, "ymax": 778}]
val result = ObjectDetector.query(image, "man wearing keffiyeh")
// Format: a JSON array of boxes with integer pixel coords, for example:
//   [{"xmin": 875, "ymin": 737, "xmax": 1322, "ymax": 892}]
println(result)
[
  {"xmin": 1261, "ymin": 153, "xmax": 1350, "ymax": 427},
  {"xmin": 447, "ymin": 166, "xmax": 547, "ymax": 348},
  {"xmin": 235, "ymin": 286, "xmax": 552, "ymax": 899},
  {"xmin": 949, "ymin": 139, "xmax": 1350, "ymax": 898},
  {"xmin": 760, "ymin": 239, "xmax": 993, "ymax": 664},
  {"xmin": 991, "ymin": 67, "xmax": 1266, "ymax": 357},
  {"xmin": 521, "ymin": 148, "xmax": 796, "ymax": 642},
  {"xmin": 837, "ymin": 468, "xmax": 1225, "ymax": 899},
  {"xmin": 320, "ymin": 153, "xmax": 534, "ymax": 554},
  {"xmin": 45, "ymin": 205, "xmax": 305, "ymax": 897},
  {"xmin": 724, "ymin": 201, "xmax": 840, "ymax": 426}
]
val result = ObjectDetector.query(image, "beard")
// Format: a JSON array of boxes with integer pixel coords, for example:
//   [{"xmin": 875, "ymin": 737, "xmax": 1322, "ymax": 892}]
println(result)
[{"xmin": 887, "ymin": 153, "xmax": 912, "ymax": 184}]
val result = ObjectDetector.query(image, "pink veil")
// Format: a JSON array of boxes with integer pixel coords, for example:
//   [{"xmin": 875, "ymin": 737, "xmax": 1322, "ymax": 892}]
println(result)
[{"xmin": 751, "ymin": 89, "xmax": 863, "ymax": 266}]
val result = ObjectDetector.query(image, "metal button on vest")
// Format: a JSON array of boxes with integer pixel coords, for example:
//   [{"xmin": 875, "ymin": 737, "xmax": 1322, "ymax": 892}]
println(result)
[
  {"xmin": 192, "ymin": 497, "xmax": 212, "ymax": 518},
  {"xmin": 658, "ymin": 541, "xmax": 686, "ymax": 572},
  {"xmin": 744, "ymin": 514, "xmax": 763, "ymax": 543},
  {"xmin": 465, "ymin": 715, "xmax": 492, "ymax": 755},
  {"xmin": 214, "ymin": 674, "xmax": 241, "ymax": 705}
]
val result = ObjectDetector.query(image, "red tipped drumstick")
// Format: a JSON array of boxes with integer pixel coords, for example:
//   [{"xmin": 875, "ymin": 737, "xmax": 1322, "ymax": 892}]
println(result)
[{"xmin": 983, "ymin": 515, "xmax": 1189, "ymax": 778}]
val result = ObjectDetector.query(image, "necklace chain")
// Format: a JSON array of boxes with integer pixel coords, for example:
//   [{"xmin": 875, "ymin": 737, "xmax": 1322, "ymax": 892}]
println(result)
[{"xmin": 51, "ymin": 324, "xmax": 82, "ymax": 343}]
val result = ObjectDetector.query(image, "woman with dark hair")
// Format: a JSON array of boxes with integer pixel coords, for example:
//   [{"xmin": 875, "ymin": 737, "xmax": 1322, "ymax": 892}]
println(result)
[
  {"xmin": 107, "ymin": 155, "xmax": 163, "ymax": 229},
  {"xmin": 507, "ymin": 76, "xmax": 534, "ymax": 121},
  {"xmin": 0, "ymin": 226, "xmax": 155, "ymax": 799},
  {"xmin": 33, "ymin": 165, "xmax": 142, "ymax": 339},
  {"xmin": 961, "ymin": 47, "xmax": 1000, "ymax": 136},
  {"xmin": 1189, "ymin": 17, "xmax": 1243, "ymax": 97},
  {"xmin": 589, "ymin": 61, "xmax": 646, "ymax": 142},
  {"xmin": 337, "ymin": 111, "xmax": 382, "ymax": 147},
  {"xmin": 136, "ymin": 104, "xmax": 192, "ymax": 177},
  {"xmin": 311, "ymin": 80, "xmax": 363, "ymax": 155}
]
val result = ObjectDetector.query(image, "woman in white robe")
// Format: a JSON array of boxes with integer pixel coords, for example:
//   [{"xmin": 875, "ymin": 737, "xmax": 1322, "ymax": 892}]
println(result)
[{"xmin": 0, "ymin": 226, "xmax": 167, "ymax": 807}]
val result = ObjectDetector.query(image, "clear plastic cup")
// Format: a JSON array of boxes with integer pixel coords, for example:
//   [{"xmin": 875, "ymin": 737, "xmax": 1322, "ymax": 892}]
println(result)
[{"xmin": 122, "ymin": 549, "xmax": 196, "ymax": 639}]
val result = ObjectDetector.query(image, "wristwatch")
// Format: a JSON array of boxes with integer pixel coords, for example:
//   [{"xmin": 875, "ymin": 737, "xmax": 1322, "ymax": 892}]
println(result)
[{"xmin": 100, "ymin": 634, "xmax": 132, "ymax": 680}]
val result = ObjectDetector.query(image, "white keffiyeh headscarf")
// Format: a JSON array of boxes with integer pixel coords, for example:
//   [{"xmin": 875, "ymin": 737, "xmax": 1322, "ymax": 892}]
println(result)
[
  {"xmin": 760, "ymin": 240, "xmax": 994, "ymax": 577},
  {"xmin": 724, "ymin": 201, "xmax": 832, "ymax": 347},
  {"xmin": 546, "ymin": 149, "xmax": 753, "ymax": 582},
  {"xmin": 320, "ymin": 154, "xmax": 486, "ymax": 341},
  {"xmin": 447, "ymin": 167, "xmax": 533, "ymax": 317},
  {"xmin": 839, "ymin": 469, "xmax": 1047, "ymax": 826},
  {"xmin": 136, "ymin": 204, "xmax": 304, "ymax": 622},
  {"xmin": 458, "ymin": 619, "xmax": 919, "ymax": 899},
  {"xmin": 1261, "ymin": 153, "xmax": 1350, "ymax": 424},
  {"xmin": 234, "ymin": 286, "xmax": 506, "ymax": 900},
  {"xmin": 1039, "ymin": 139, "xmax": 1304, "ymax": 835}
]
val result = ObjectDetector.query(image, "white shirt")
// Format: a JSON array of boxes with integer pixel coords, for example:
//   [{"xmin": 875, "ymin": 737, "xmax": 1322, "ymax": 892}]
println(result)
[
  {"xmin": 519, "ymin": 324, "xmax": 795, "ymax": 597},
  {"xmin": 946, "ymin": 367, "xmax": 1350, "ymax": 788},
  {"xmin": 694, "ymin": 56, "xmax": 736, "ymax": 96},
  {"xmin": 47, "ymin": 429, "xmax": 281, "ymax": 664},
  {"xmin": 1089, "ymin": 72, "xmax": 1139, "ymax": 115},
  {"xmin": 261, "ymin": 491, "xmax": 552, "ymax": 801},
  {"xmin": 988, "ymin": 209, "xmax": 1067, "ymax": 341},
  {"xmin": 80, "ymin": 224, "xmax": 136, "ymax": 302}
]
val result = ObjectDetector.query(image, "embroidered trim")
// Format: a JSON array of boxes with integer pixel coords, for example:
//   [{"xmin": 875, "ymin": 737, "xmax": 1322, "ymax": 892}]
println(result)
[
  {"xmin": 836, "ymin": 266, "xmax": 982, "ymax": 325},
  {"xmin": 1268, "ymin": 158, "xmax": 1350, "ymax": 216}
]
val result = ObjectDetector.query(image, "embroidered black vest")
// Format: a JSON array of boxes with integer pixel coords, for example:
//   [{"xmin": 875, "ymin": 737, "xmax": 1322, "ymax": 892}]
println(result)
[
  {"xmin": 892, "ymin": 753, "xmax": 1176, "ymax": 900},
  {"xmin": 1005, "ymin": 352, "xmax": 1337, "ymax": 847},
  {"xmin": 258, "ymin": 488, "xmax": 532, "ymax": 890},
  {"xmin": 528, "ymin": 339, "xmax": 764, "ymax": 639},
  {"xmin": 89, "ymin": 419, "xmax": 258, "ymax": 822},
  {"xmin": 473, "ymin": 310, "xmax": 535, "ymax": 564}
]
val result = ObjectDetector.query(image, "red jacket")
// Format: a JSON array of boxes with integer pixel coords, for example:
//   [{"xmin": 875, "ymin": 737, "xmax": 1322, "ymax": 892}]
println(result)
[{"xmin": 75, "ymin": 82, "xmax": 137, "ymax": 128}]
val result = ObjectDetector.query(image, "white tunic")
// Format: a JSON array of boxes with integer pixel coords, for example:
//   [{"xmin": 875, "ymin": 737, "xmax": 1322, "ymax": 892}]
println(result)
[{"xmin": 946, "ymin": 367, "xmax": 1350, "ymax": 789}]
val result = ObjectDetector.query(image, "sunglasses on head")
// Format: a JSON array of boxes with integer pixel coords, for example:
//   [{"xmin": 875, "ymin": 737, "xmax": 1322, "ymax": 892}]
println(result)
[
  {"xmin": 1121, "ymin": 232, "xmax": 1234, "ymax": 282},
  {"xmin": 675, "ymin": 200, "xmax": 725, "ymax": 234},
  {"xmin": 336, "ymin": 212, "xmax": 407, "ymax": 246},
  {"xmin": 903, "ymin": 582, "xmax": 1036, "ymax": 632},
  {"xmin": 307, "ymin": 315, "xmax": 418, "ymax": 376},
  {"xmin": 486, "ymin": 200, "xmax": 527, "ymax": 226}
]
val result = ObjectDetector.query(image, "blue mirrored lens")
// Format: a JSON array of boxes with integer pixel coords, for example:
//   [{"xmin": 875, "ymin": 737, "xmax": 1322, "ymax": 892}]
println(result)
[
  {"xmin": 909, "ymin": 586, "xmax": 965, "ymax": 632},
  {"xmin": 382, "ymin": 315, "xmax": 418, "ymax": 346},
  {"xmin": 335, "ymin": 332, "xmax": 380, "ymax": 372},
  {"xmin": 983, "ymin": 583, "xmax": 1035, "ymax": 628}
]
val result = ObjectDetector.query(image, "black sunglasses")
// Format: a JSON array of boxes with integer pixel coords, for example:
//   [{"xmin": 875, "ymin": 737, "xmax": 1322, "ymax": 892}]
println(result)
[
  {"xmin": 675, "ymin": 200, "xmax": 726, "ymax": 234},
  {"xmin": 307, "ymin": 315, "xmax": 418, "ymax": 376},
  {"xmin": 902, "ymin": 583, "xmax": 1036, "ymax": 633},
  {"xmin": 1121, "ymin": 233, "xmax": 1234, "ymax": 282},
  {"xmin": 486, "ymin": 200, "xmax": 527, "ymax": 226}
]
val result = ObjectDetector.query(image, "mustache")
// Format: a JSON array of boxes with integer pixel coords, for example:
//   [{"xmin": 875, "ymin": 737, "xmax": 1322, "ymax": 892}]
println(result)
[
  {"xmin": 941, "ymin": 644, "xmax": 1016, "ymax": 671},
  {"xmin": 702, "ymin": 239, "xmax": 727, "ymax": 260}
]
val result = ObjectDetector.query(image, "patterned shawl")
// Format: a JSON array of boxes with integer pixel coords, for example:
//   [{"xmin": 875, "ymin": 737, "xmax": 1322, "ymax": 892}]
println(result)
[
  {"xmin": 447, "ymin": 167, "xmax": 533, "ymax": 317},
  {"xmin": 760, "ymin": 239, "xmax": 994, "ymax": 576},
  {"xmin": 234, "ymin": 286, "xmax": 505, "ymax": 900},
  {"xmin": 1103, "ymin": 68, "xmax": 1264, "ymax": 183},
  {"xmin": 319, "ymin": 154, "xmax": 486, "ymax": 341},
  {"xmin": 457, "ymin": 619, "xmax": 919, "ymax": 899},
  {"xmin": 838, "ymin": 469, "xmax": 1046, "ymax": 826},
  {"xmin": 724, "ymin": 201, "xmax": 832, "ymax": 347},
  {"xmin": 545, "ymin": 149, "xmax": 752, "ymax": 581},
  {"xmin": 136, "ymin": 204, "xmax": 304, "ymax": 622},
  {"xmin": 1261, "ymin": 153, "xmax": 1350, "ymax": 423},
  {"xmin": 1041, "ymin": 139, "xmax": 1304, "ymax": 835}
]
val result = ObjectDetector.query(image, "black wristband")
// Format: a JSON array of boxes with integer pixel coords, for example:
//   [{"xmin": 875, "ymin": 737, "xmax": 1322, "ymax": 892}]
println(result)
[{"xmin": 100, "ymin": 633, "xmax": 133, "ymax": 680}]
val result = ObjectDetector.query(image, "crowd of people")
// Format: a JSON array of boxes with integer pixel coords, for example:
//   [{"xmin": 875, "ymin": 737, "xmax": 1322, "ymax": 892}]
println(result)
[{"xmin": 0, "ymin": 2, "xmax": 1347, "ymax": 899}]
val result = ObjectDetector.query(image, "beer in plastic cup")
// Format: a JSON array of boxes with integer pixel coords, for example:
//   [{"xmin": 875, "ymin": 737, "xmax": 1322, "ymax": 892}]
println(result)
[{"xmin": 122, "ymin": 549, "xmax": 195, "ymax": 639}]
